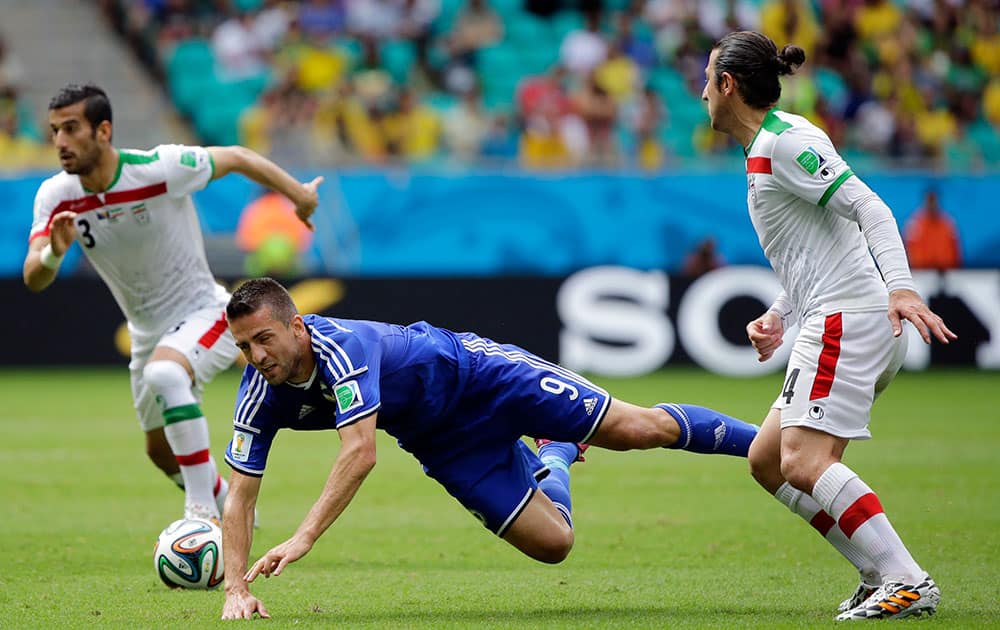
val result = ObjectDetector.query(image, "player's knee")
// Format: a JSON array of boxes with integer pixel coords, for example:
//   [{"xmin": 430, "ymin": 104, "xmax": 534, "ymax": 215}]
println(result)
[
  {"xmin": 143, "ymin": 360, "xmax": 191, "ymax": 395},
  {"xmin": 532, "ymin": 528, "xmax": 574, "ymax": 564},
  {"xmin": 779, "ymin": 451, "xmax": 816, "ymax": 493}
]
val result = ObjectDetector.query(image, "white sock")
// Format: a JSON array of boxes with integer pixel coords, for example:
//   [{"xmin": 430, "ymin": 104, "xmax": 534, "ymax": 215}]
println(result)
[
  {"xmin": 812, "ymin": 463, "xmax": 924, "ymax": 584},
  {"xmin": 775, "ymin": 482, "xmax": 880, "ymax": 586},
  {"xmin": 144, "ymin": 361, "xmax": 219, "ymax": 518}
]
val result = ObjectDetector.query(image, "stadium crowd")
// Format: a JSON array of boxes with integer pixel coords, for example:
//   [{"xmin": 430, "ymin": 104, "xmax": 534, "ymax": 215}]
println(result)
[{"xmin": 44, "ymin": 0, "xmax": 1000, "ymax": 170}]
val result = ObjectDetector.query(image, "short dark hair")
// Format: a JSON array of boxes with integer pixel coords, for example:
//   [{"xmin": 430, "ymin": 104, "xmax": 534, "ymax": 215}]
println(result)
[
  {"xmin": 227, "ymin": 277, "xmax": 299, "ymax": 324},
  {"xmin": 713, "ymin": 31, "xmax": 805, "ymax": 109},
  {"xmin": 48, "ymin": 84, "xmax": 113, "ymax": 131}
]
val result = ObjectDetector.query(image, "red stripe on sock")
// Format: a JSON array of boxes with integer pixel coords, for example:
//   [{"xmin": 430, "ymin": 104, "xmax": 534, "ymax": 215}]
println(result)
[
  {"xmin": 810, "ymin": 510, "xmax": 836, "ymax": 537},
  {"xmin": 213, "ymin": 475, "xmax": 222, "ymax": 496},
  {"xmin": 175, "ymin": 449, "xmax": 211, "ymax": 466},
  {"xmin": 839, "ymin": 492, "xmax": 884, "ymax": 538},
  {"xmin": 197, "ymin": 313, "xmax": 228, "ymax": 349},
  {"xmin": 809, "ymin": 312, "xmax": 843, "ymax": 400}
]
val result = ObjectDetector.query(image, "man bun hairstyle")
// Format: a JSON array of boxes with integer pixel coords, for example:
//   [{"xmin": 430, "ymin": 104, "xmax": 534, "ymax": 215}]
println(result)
[
  {"xmin": 774, "ymin": 44, "xmax": 806, "ymax": 76},
  {"xmin": 714, "ymin": 31, "xmax": 806, "ymax": 109},
  {"xmin": 48, "ymin": 83, "xmax": 113, "ymax": 133},
  {"xmin": 227, "ymin": 277, "xmax": 299, "ymax": 325}
]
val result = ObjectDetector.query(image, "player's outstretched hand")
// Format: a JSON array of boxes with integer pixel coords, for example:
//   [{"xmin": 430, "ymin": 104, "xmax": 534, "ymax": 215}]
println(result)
[
  {"xmin": 294, "ymin": 176, "xmax": 324, "ymax": 231},
  {"xmin": 48, "ymin": 210, "xmax": 78, "ymax": 256},
  {"xmin": 245, "ymin": 535, "xmax": 313, "ymax": 582},
  {"xmin": 747, "ymin": 311, "xmax": 784, "ymax": 362},
  {"xmin": 221, "ymin": 590, "xmax": 271, "ymax": 620},
  {"xmin": 888, "ymin": 288, "xmax": 957, "ymax": 344}
]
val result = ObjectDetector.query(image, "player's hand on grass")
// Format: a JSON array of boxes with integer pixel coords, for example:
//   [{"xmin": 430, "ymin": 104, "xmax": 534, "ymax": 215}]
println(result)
[
  {"xmin": 747, "ymin": 311, "xmax": 784, "ymax": 362},
  {"xmin": 48, "ymin": 210, "xmax": 78, "ymax": 256},
  {"xmin": 293, "ymin": 176, "xmax": 324, "ymax": 231},
  {"xmin": 222, "ymin": 590, "xmax": 271, "ymax": 620},
  {"xmin": 245, "ymin": 535, "xmax": 313, "ymax": 581},
  {"xmin": 888, "ymin": 288, "xmax": 957, "ymax": 344}
]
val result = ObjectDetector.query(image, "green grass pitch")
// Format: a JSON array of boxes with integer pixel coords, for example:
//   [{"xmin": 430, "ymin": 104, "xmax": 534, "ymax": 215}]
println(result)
[{"xmin": 1, "ymin": 367, "xmax": 997, "ymax": 628}]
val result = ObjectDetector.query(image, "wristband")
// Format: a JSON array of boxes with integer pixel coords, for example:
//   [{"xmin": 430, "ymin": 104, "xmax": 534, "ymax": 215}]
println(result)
[{"xmin": 39, "ymin": 243, "xmax": 64, "ymax": 270}]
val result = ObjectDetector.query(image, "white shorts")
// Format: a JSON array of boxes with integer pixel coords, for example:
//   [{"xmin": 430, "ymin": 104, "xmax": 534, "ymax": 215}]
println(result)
[
  {"xmin": 129, "ymin": 300, "xmax": 240, "ymax": 432},
  {"xmin": 775, "ymin": 310, "xmax": 907, "ymax": 440}
]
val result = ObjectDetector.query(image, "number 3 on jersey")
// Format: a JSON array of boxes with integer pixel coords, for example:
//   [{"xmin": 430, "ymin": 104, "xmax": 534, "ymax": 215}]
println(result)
[
  {"xmin": 540, "ymin": 376, "xmax": 579, "ymax": 400},
  {"xmin": 77, "ymin": 218, "xmax": 95, "ymax": 248}
]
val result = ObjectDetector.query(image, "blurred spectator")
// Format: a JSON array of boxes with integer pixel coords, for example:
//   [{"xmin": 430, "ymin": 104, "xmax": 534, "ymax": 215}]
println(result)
[
  {"xmin": 760, "ymin": 0, "xmax": 820, "ymax": 58},
  {"xmin": 903, "ymin": 188, "xmax": 961, "ymax": 270},
  {"xmin": 445, "ymin": 0, "xmax": 502, "ymax": 60},
  {"xmin": 615, "ymin": 12, "xmax": 657, "ymax": 71},
  {"xmin": 560, "ymin": 9, "xmax": 609, "ymax": 77},
  {"xmin": 442, "ymin": 0, "xmax": 503, "ymax": 93},
  {"xmin": 518, "ymin": 67, "xmax": 580, "ymax": 168},
  {"xmin": 913, "ymin": 88, "xmax": 957, "ymax": 158},
  {"xmin": 381, "ymin": 87, "xmax": 441, "ymax": 160},
  {"xmin": 236, "ymin": 191, "xmax": 314, "ymax": 277},
  {"xmin": 682, "ymin": 237, "xmax": 725, "ymax": 278},
  {"xmin": 594, "ymin": 43, "xmax": 640, "ymax": 103},
  {"xmin": 254, "ymin": 0, "xmax": 293, "ymax": 48},
  {"xmin": 442, "ymin": 85, "xmax": 492, "ymax": 158},
  {"xmin": 853, "ymin": 0, "xmax": 902, "ymax": 44},
  {"xmin": 0, "ymin": 35, "xmax": 25, "ymax": 90},
  {"xmin": 347, "ymin": 0, "xmax": 403, "ymax": 38},
  {"xmin": 625, "ymin": 85, "xmax": 666, "ymax": 170},
  {"xmin": 696, "ymin": 0, "xmax": 760, "ymax": 39},
  {"xmin": 970, "ymin": 3, "xmax": 1000, "ymax": 75},
  {"xmin": 212, "ymin": 8, "xmax": 269, "ymax": 79},
  {"xmin": 298, "ymin": 0, "xmax": 346, "ymax": 39},
  {"xmin": 0, "ymin": 88, "xmax": 57, "ymax": 170},
  {"xmin": 571, "ymin": 70, "xmax": 619, "ymax": 165}
]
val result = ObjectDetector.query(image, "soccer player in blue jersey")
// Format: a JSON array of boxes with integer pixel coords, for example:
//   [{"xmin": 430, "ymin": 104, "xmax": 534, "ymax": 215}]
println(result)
[{"xmin": 219, "ymin": 278, "xmax": 760, "ymax": 619}]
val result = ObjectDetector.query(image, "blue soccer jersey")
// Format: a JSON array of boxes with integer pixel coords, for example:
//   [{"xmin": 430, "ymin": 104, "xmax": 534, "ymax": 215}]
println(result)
[
  {"xmin": 225, "ymin": 315, "xmax": 473, "ymax": 476},
  {"xmin": 224, "ymin": 314, "xmax": 611, "ymax": 535}
]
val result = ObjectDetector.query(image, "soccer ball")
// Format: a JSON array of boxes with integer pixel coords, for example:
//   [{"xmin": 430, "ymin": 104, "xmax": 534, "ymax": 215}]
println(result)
[{"xmin": 153, "ymin": 518, "xmax": 224, "ymax": 589}]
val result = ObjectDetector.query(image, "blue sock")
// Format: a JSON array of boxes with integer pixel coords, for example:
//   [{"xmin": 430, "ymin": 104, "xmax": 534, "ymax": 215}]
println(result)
[
  {"xmin": 537, "ymin": 441, "xmax": 578, "ymax": 527},
  {"xmin": 657, "ymin": 403, "xmax": 759, "ymax": 457}
]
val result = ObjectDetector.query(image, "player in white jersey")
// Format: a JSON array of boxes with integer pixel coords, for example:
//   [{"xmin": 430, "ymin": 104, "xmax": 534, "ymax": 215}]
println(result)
[
  {"xmin": 701, "ymin": 33, "xmax": 957, "ymax": 620},
  {"xmin": 22, "ymin": 84, "xmax": 322, "ymax": 523}
]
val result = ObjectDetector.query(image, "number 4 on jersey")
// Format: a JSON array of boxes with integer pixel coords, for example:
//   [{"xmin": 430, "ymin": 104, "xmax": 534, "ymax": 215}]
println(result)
[{"xmin": 782, "ymin": 368, "xmax": 800, "ymax": 405}]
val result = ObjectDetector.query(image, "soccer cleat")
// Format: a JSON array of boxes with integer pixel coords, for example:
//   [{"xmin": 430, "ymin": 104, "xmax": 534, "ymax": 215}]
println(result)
[
  {"xmin": 184, "ymin": 502, "xmax": 221, "ymax": 527},
  {"xmin": 838, "ymin": 579, "xmax": 880, "ymax": 613},
  {"xmin": 535, "ymin": 438, "xmax": 589, "ymax": 462},
  {"xmin": 835, "ymin": 575, "xmax": 940, "ymax": 621}
]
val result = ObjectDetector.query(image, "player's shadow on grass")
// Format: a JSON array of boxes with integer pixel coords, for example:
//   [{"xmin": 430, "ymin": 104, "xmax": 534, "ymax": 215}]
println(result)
[{"xmin": 302, "ymin": 604, "xmax": 802, "ymax": 626}]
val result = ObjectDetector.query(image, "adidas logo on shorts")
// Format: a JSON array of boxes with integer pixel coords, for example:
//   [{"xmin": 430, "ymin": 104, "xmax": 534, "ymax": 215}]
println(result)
[{"xmin": 583, "ymin": 397, "xmax": 597, "ymax": 416}]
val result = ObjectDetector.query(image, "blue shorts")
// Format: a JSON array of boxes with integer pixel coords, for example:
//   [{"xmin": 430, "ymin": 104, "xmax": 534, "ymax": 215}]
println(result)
[{"xmin": 412, "ymin": 334, "xmax": 611, "ymax": 536}]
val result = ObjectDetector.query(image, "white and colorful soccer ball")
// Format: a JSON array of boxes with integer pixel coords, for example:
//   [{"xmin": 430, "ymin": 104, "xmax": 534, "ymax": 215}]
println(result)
[{"xmin": 153, "ymin": 518, "xmax": 224, "ymax": 589}]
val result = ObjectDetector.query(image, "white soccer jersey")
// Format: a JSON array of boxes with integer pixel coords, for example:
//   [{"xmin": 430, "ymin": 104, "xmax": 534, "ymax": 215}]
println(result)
[
  {"xmin": 745, "ymin": 109, "xmax": 888, "ymax": 323},
  {"xmin": 29, "ymin": 145, "xmax": 224, "ymax": 334}
]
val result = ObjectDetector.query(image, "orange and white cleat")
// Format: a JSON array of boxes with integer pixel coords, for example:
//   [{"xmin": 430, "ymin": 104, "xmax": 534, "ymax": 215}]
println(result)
[{"xmin": 836, "ymin": 575, "xmax": 939, "ymax": 621}]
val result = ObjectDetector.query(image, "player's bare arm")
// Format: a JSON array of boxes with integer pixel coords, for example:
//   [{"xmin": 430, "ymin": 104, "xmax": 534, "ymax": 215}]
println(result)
[
  {"xmin": 221, "ymin": 470, "xmax": 269, "ymax": 619},
  {"xmin": 747, "ymin": 311, "xmax": 784, "ymax": 362},
  {"xmin": 888, "ymin": 288, "xmax": 957, "ymax": 344},
  {"xmin": 207, "ymin": 146, "xmax": 323, "ymax": 230},
  {"xmin": 245, "ymin": 414, "xmax": 378, "ymax": 582},
  {"xmin": 22, "ymin": 210, "xmax": 78, "ymax": 292}
]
